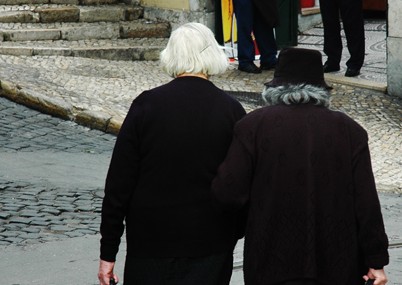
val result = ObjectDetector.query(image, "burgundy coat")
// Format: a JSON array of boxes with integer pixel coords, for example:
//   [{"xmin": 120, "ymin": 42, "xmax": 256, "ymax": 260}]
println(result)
[{"xmin": 212, "ymin": 103, "xmax": 389, "ymax": 285}]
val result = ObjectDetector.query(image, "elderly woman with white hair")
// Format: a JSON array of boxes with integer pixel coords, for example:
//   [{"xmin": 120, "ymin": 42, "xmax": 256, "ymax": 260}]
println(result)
[
  {"xmin": 98, "ymin": 22, "xmax": 246, "ymax": 285},
  {"xmin": 212, "ymin": 48, "xmax": 389, "ymax": 285}
]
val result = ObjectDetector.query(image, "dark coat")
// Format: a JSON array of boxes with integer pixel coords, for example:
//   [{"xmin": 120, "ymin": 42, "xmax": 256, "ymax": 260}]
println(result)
[
  {"xmin": 212, "ymin": 103, "xmax": 389, "ymax": 285},
  {"xmin": 252, "ymin": 0, "xmax": 279, "ymax": 27},
  {"xmin": 100, "ymin": 76, "xmax": 246, "ymax": 261}
]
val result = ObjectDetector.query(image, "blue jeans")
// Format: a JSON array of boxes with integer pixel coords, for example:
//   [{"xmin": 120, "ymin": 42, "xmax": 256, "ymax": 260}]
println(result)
[{"xmin": 233, "ymin": 0, "xmax": 278, "ymax": 67}]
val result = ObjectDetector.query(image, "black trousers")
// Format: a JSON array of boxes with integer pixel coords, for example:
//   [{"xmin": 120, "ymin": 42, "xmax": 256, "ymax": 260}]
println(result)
[
  {"xmin": 276, "ymin": 279, "xmax": 321, "ymax": 285},
  {"xmin": 123, "ymin": 251, "xmax": 233, "ymax": 285},
  {"xmin": 319, "ymin": 0, "xmax": 365, "ymax": 69}
]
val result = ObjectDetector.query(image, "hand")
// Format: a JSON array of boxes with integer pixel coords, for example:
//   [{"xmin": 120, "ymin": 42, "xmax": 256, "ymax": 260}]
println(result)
[
  {"xmin": 98, "ymin": 259, "xmax": 119, "ymax": 285},
  {"xmin": 363, "ymin": 268, "xmax": 388, "ymax": 285}
]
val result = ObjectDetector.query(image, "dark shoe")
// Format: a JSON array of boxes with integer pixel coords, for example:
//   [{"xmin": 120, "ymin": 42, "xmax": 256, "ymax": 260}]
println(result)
[
  {"xmin": 260, "ymin": 62, "xmax": 276, "ymax": 70},
  {"xmin": 238, "ymin": 63, "xmax": 261, "ymax": 74},
  {"xmin": 345, "ymin": 67, "xmax": 360, "ymax": 77},
  {"xmin": 323, "ymin": 63, "xmax": 340, "ymax": 73}
]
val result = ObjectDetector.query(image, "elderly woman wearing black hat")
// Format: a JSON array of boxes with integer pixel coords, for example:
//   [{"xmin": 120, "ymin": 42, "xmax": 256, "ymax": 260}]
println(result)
[{"xmin": 212, "ymin": 48, "xmax": 389, "ymax": 285}]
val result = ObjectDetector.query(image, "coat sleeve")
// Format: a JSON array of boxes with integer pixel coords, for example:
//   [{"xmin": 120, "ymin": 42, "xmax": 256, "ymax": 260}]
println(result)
[
  {"xmin": 212, "ymin": 124, "xmax": 253, "ymax": 212},
  {"xmin": 351, "ymin": 126, "xmax": 389, "ymax": 269},
  {"xmin": 99, "ymin": 97, "xmax": 143, "ymax": 262}
]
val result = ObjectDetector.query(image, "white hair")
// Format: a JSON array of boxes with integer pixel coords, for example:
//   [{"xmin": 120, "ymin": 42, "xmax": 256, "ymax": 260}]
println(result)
[
  {"xmin": 160, "ymin": 22, "xmax": 229, "ymax": 77},
  {"xmin": 262, "ymin": 84, "xmax": 331, "ymax": 107}
]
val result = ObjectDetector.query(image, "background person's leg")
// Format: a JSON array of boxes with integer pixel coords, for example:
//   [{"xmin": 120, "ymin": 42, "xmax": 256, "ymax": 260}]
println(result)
[
  {"xmin": 253, "ymin": 7, "xmax": 278, "ymax": 69},
  {"xmin": 319, "ymin": 0, "xmax": 343, "ymax": 70},
  {"xmin": 340, "ymin": 0, "xmax": 365, "ymax": 71},
  {"xmin": 233, "ymin": 0, "xmax": 260, "ymax": 72}
]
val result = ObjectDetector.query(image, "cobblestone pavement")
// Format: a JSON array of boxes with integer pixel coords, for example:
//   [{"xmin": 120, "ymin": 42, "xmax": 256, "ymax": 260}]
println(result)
[
  {"xmin": 0, "ymin": 93, "xmax": 401, "ymax": 284},
  {"xmin": 0, "ymin": 97, "xmax": 115, "ymax": 246}
]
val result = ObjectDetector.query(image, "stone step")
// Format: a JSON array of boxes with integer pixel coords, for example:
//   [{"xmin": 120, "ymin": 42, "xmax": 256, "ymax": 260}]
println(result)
[
  {"xmin": 0, "ymin": 0, "xmax": 120, "ymax": 5},
  {"xmin": 0, "ymin": 19, "xmax": 171, "ymax": 41},
  {"xmin": 0, "ymin": 37, "xmax": 168, "ymax": 60},
  {"xmin": 0, "ymin": 4, "xmax": 143, "ymax": 23}
]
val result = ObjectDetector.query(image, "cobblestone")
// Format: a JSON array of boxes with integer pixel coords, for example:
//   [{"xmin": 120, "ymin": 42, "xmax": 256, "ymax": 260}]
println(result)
[{"xmin": 0, "ymin": 86, "xmax": 401, "ymax": 251}]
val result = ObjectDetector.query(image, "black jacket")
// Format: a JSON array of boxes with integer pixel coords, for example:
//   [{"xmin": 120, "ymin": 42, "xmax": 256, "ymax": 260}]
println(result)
[{"xmin": 100, "ymin": 76, "xmax": 246, "ymax": 261}]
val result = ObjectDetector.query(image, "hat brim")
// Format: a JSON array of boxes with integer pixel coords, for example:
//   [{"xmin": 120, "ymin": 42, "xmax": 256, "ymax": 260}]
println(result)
[{"xmin": 264, "ymin": 78, "xmax": 333, "ymax": 90}]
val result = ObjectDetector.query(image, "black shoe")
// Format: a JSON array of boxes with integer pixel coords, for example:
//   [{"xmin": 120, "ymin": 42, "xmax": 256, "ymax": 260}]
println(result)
[
  {"xmin": 260, "ymin": 62, "xmax": 276, "ymax": 70},
  {"xmin": 238, "ymin": 63, "xmax": 261, "ymax": 74},
  {"xmin": 345, "ymin": 67, "xmax": 360, "ymax": 77},
  {"xmin": 323, "ymin": 63, "xmax": 340, "ymax": 73}
]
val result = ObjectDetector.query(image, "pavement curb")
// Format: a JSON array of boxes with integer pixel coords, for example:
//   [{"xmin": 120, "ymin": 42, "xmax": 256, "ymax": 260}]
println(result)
[
  {"xmin": 0, "ymin": 79, "xmax": 72, "ymax": 120},
  {"xmin": 325, "ymin": 73, "xmax": 388, "ymax": 93},
  {"xmin": 0, "ymin": 79, "xmax": 122, "ymax": 135}
]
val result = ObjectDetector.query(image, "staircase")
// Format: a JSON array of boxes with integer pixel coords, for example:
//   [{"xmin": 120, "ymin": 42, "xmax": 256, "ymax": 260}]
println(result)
[{"xmin": 0, "ymin": 0, "xmax": 171, "ymax": 61}]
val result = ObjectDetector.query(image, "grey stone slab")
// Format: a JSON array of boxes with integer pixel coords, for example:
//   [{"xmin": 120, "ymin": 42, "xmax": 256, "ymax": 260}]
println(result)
[
  {"xmin": 0, "ymin": 212, "xmax": 11, "ymax": 219},
  {"xmin": 40, "ymin": 208, "xmax": 61, "ymax": 215},
  {"xmin": 3, "ymin": 236, "xmax": 23, "ymax": 243},
  {"xmin": 22, "ymin": 226, "xmax": 42, "ymax": 233},
  {"xmin": 0, "ymin": 45, "xmax": 32, "ymax": 55},
  {"xmin": 49, "ymin": 225, "xmax": 73, "ymax": 232},
  {"xmin": 0, "ymin": 0, "xmax": 47, "ymax": 3},
  {"xmin": 81, "ymin": 0, "xmax": 119, "ymax": 4},
  {"xmin": 18, "ymin": 232, "xmax": 41, "ymax": 240},
  {"xmin": 120, "ymin": 20, "xmax": 171, "ymax": 38},
  {"xmin": 79, "ymin": 6, "xmax": 125, "ymax": 23},
  {"xmin": 37, "ymin": 6, "xmax": 80, "ymax": 23},
  {"xmin": 20, "ymin": 210, "xmax": 45, "ymax": 218},
  {"xmin": 0, "ymin": 11, "xmax": 39, "ymax": 23},
  {"xmin": 61, "ymin": 24, "xmax": 119, "ymax": 40},
  {"xmin": 5, "ymin": 29, "xmax": 61, "ymax": 41},
  {"xmin": 50, "ymin": 0, "xmax": 79, "ymax": 4},
  {"xmin": 9, "ymin": 217, "xmax": 32, "ymax": 224}
]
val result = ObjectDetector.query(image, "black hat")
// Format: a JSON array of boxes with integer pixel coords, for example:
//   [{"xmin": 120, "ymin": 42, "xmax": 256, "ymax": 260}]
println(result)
[{"xmin": 265, "ymin": 47, "xmax": 332, "ymax": 90}]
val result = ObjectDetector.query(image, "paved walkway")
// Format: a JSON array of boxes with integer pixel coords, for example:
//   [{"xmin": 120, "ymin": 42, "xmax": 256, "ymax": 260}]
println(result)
[
  {"xmin": 0, "ymin": 96, "xmax": 401, "ymax": 284},
  {"xmin": 0, "ymin": 19, "xmax": 401, "ymax": 284}
]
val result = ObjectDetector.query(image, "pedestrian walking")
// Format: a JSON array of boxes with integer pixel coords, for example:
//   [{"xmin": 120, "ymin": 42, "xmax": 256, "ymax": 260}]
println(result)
[
  {"xmin": 212, "ymin": 47, "xmax": 389, "ymax": 285},
  {"xmin": 234, "ymin": 0, "xmax": 279, "ymax": 73},
  {"xmin": 98, "ymin": 22, "xmax": 246, "ymax": 285},
  {"xmin": 319, "ymin": 0, "xmax": 365, "ymax": 77}
]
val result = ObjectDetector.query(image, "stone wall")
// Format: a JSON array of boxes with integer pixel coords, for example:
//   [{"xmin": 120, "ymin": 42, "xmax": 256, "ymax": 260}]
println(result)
[
  {"xmin": 387, "ymin": 0, "xmax": 402, "ymax": 98},
  {"xmin": 139, "ymin": 0, "xmax": 215, "ymax": 31}
]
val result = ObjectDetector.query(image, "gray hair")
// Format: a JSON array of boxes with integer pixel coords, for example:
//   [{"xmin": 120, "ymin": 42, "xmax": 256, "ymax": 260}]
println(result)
[
  {"xmin": 262, "ymin": 84, "xmax": 331, "ymax": 107},
  {"xmin": 160, "ymin": 22, "xmax": 229, "ymax": 78}
]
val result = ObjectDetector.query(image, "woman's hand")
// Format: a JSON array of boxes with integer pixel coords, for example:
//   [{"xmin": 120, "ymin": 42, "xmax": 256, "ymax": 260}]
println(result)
[
  {"xmin": 363, "ymin": 268, "xmax": 388, "ymax": 285},
  {"xmin": 98, "ymin": 259, "xmax": 119, "ymax": 285}
]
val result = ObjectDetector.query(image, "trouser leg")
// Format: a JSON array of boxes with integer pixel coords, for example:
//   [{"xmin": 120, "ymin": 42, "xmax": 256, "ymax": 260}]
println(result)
[
  {"xmin": 123, "ymin": 251, "xmax": 233, "ymax": 285},
  {"xmin": 340, "ymin": 0, "xmax": 365, "ymax": 69},
  {"xmin": 253, "ymin": 8, "xmax": 278, "ymax": 66},
  {"xmin": 233, "ymin": 0, "xmax": 255, "ymax": 66},
  {"xmin": 319, "ymin": 0, "xmax": 342, "ymax": 66}
]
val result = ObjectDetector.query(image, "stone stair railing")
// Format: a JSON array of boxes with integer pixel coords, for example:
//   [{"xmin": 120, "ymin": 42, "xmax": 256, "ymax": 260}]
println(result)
[{"xmin": 0, "ymin": 0, "xmax": 171, "ymax": 60}]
